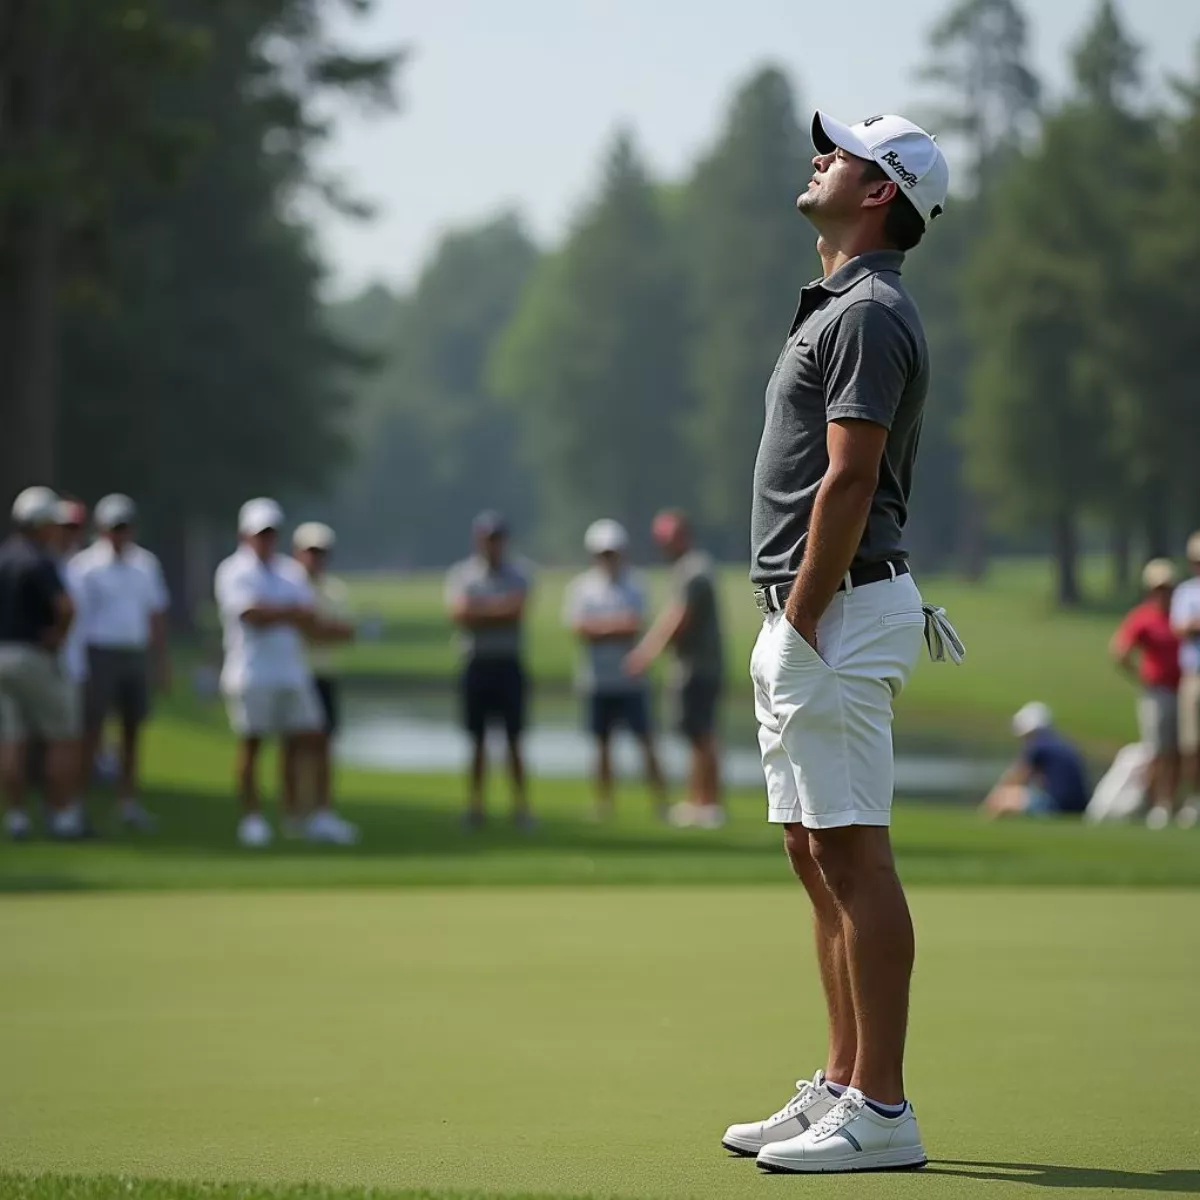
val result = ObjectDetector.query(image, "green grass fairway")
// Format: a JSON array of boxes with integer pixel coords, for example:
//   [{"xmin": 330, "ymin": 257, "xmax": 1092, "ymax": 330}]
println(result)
[
  {"xmin": 3, "ymin": 887, "xmax": 1199, "ymax": 1200},
  {"xmin": 323, "ymin": 558, "xmax": 1144, "ymax": 750}
]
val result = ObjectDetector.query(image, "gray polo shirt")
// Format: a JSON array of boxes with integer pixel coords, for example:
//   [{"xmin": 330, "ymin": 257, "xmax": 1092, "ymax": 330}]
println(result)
[
  {"xmin": 445, "ymin": 555, "xmax": 531, "ymax": 660},
  {"xmin": 672, "ymin": 550, "xmax": 724, "ymax": 684},
  {"xmin": 563, "ymin": 566, "xmax": 647, "ymax": 695},
  {"xmin": 750, "ymin": 250, "xmax": 930, "ymax": 588}
]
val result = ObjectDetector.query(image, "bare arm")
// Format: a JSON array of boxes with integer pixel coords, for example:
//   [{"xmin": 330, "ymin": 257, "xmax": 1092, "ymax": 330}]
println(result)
[
  {"xmin": 1109, "ymin": 630, "xmax": 1138, "ymax": 680},
  {"xmin": 784, "ymin": 419, "xmax": 887, "ymax": 646},
  {"xmin": 626, "ymin": 602, "xmax": 689, "ymax": 675},
  {"xmin": 42, "ymin": 592, "xmax": 75, "ymax": 652},
  {"xmin": 150, "ymin": 610, "xmax": 171, "ymax": 692},
  {"xmin": 241, "ymin": 602, "xmax": 312, "ymax": 629},
  {"xmin": 450, "ymin": 592, "xmax": 527, "ymax": 628},
  {"xmin": 573, "ymin": 614, "xmax": 642, "ymax": 641}
]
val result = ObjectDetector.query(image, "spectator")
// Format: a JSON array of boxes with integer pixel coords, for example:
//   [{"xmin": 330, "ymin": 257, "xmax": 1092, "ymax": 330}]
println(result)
[
  {"xmin": 214, "ymin": 498, "xmax": 327, "ymax": 848},
  {"xmin": 70, "ymin": 494, "xmax": 168, "ymax": 831},
  {"xmin": 445, "ymin": 512, "xmax": 533, "ymax": 830},
  {"xmin": 565, "ymin": 519, "xmax": 666, "ymax": 821},
  {"xmin": 0, "ymin": 487, "xmax": 79, "ymax": 840},
  {"xmin": 53, "ymin": 499, "xmax": 90, "ymax": 830},
  {"xmin": 292, "ymin": 521, "xmax": 359, "ymax": 844},
  {"xmin": 626, "ymin": 509, "xmax": 726, "ymax": 829},
  {"xmin": 1111, "ymin": 558, "xmax": 1185, "ymax": 829},
  {"xmin": 1170, "ymin": 532, "xmax": 1200, "ymax": 827},
  {"xmin": 982, "ymin": 702, "xmax": 1089, "ymax": 818}
]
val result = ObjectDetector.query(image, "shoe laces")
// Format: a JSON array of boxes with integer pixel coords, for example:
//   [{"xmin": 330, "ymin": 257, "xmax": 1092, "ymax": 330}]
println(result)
[
  {"xmin": 771, "ymin": 1072, "xmax": 824, "ymax": 1122},
  {"xmin": 807, "ymin": 1088, "xmax": 865, "ymax": 1139}
]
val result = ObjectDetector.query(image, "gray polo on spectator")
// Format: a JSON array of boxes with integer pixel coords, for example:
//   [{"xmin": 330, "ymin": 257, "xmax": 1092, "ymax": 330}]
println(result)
[
  {"xmin": 445, "ymin": 556, "xmax": 531, "ymax": 660},
  {"xmin": 672, "ymin": 550, "xmax": 723, "ymax": 683},
  {"xmin": 750, "ymin": 249, "xmax": 930, "ymax": 588}
]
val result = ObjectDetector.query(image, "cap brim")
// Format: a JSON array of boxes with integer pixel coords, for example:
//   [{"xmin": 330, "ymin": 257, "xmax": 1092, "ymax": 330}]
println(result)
[{"xmin": 812, "ymin": 111, "xmax": 872, "ymax": 160}]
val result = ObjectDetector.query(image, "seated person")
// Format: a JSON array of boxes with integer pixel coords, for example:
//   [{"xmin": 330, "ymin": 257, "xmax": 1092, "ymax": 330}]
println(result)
[{"xmin": 982, "ymin": 702, "xmax": 1089, "ymax": 818}]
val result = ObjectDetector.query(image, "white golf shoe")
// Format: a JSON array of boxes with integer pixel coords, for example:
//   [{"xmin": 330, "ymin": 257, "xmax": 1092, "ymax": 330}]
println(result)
[
  {"xmin": 755, "ymin": 1086, "xmax": 927, "ymax": 1174},
  {"xmin": 721, "ymin": 1071, "xmax": 838, "ymax": 1157},
  {"xmin": 305, "ymin": 809, "xmax": 359, "ymax": 845},
  {"xmin": 237, "ymin": 813, "xmax": 274, "ymax": 848},
  {"xmin": 4, "ymin": 809, "xmax": 32, "ymax": 841}
]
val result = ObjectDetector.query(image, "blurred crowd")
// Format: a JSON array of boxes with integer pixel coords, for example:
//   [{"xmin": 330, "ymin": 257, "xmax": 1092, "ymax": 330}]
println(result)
[{"xmin": 0, "ymin": 487, "xmax": 728, "ymax": 845}]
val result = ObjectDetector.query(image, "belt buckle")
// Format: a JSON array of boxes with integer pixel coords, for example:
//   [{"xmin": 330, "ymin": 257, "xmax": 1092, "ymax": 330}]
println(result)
[{"xmin": 753, "ymin": 589, "xmax": 770, "ymax": 615}]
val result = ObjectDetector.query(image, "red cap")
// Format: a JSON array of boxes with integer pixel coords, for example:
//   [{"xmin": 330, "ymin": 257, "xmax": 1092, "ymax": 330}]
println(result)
[{"xmin": 652, "ymin": 509, "xmax": 686, "ymax": 546}]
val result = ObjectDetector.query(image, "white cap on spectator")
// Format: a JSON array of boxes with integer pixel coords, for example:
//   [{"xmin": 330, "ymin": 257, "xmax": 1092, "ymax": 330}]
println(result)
[
  {"xmin": 293, "ymin": 521, "xmax": 335, "ymax": 551},
  {"xmin": 12, "ymin": 486, "xmax": 60, "ymax": 527},
  {"xmin": 1141, "ymin": 559, "xmax": 1177, "ymax": 590},
  {"xmin": 1012, "ymin": 701, "xmax": 1053, "ymax": 738},
  {"xmin": 238, "ymin": 497, "xmax": 284, "ymax": 536},
  {"xmin": 584, "ymin": 518, "xmax": 629, "ymax": 556},
  {"xmin": 95, "ymin": 493, "xmax": 137, "ymax": 529}
]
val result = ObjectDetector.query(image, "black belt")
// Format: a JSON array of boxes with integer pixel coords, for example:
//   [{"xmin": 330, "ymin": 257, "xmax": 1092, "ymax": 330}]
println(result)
[{"xmin": 754, "ymin": 561, "xmax": 910, "ymax": 615}]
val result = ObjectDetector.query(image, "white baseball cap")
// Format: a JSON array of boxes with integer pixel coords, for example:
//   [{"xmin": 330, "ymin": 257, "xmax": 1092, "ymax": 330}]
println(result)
[
  {"xmin": 584, "ymin": 518, "xmax": 629, "ymax": 556},
  {"xmin": 95, "ymin": 493, "xmax": 137, "ymax": 529},
  {"xmin": 11, "ymin": 486, "xmax": 60, "ymax": 527},
  {"xmin": 293, "ymin": 521, "xmax": 335, "ymax": 551},
  {"xmin": 812, "ymin": 111, "xmax": 950, "ymax": 225},
  {"xmin": 1012, "ymin": 702, "xmax": 1053, "ymax": 738},
  {"xmin": 238, "ymin": 497, "xmax": 284, "ymax": 536},
  {"xmin": 1141, "ymin": 558, "xmax": 1177, "ymax": 590}
]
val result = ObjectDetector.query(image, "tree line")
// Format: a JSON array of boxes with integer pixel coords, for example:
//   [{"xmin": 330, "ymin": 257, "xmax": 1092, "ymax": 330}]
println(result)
[{"xmin": 324, "ymin": 0, "xmax": 1200, "ymax": 606}]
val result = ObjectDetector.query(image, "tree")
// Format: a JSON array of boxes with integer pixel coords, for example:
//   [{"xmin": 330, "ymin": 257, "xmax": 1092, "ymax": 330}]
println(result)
[
  {"xmin": 492, "ymin": 133, "xmax": 691, "ymax": 559},
  {"xmin": 322, "ymin": 214, "xmax": 540, "ymax": 567},
  {"xmin": 676, "ymin": 66, "xmax": 811, "ymax": 559},
  {"xmin": 916, "ymin": 0, "xmax": 1042, "ymax": 578},
  {"xmin": 0, "ymin": 0, "xmax": 208, "ymax": 501}
]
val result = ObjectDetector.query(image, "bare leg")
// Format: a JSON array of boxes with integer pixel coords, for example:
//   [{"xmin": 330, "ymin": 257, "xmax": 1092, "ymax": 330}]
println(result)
[
  {"xmin": 809, "ymin": 825, "xmax": 913, "ymax": 1105},
  {"xmin": 1, "ymin": 738, "xmax": 29, "ymax": 816},
  {"xmin": 638, "ymin": 734, "xmax": 667, "ymax": 813},
  {"xmin": 313, "ymin": 730, "xmax": 332, "ymax": 811},
  {"xmin": 118, "ymin": 716, "xmax": 140, "ymax": 800},
  {"xmin": 505, "ymin": 733, "xmax": 528, "ymax": 817},
  {"xmin": 42, "ymin": 739, "xmax": 75, "ymax": 815},
  {"xmin": 282, "ymin": 733, "xmax": 320, "ymax": 820},
  {"xmin": 468, "ymin": 734, "xmax": 487, "ymax": 820},
  {"xmin": 1159, "ymin": 749, "xmax": 1180, "ymax": 812},
  {"xmin": 692, "ymin": 732, "xmax": 721, "ymax": 808},
  {"xmin": 595, "ymin": 733, "xmax": 614, "ymax": 816},
  {"xmin": 236, "ymin": 738, "xmax": 262, "ymax": 815},
  {"xmin": 784, "ymin": 823, "xmax": 855, "ymax": 1085},
  {"xmin": 981, "ymin": 783, "xmax": 1030, "ymax": 818}
]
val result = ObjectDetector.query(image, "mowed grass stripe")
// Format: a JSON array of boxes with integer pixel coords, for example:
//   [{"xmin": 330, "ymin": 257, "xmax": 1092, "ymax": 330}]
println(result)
[{"xmin": 3, "ymin": 888, "xmax": 1198, "ymax": 1200}]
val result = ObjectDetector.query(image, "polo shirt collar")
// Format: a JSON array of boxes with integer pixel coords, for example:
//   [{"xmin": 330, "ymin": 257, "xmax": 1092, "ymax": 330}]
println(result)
[{"xmin": 816, "ymin": 249, "xmax": 906, "ymax": 296}]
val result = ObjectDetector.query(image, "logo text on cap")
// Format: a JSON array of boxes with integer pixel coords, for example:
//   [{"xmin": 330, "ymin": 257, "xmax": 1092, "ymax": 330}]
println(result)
[{"xmin": 880, "ymin": 149, "xmax": 919, "ymax": 189}]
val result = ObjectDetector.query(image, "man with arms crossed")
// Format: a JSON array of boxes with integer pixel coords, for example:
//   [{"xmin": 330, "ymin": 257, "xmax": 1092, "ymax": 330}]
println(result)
[
  {"xmin": 722, "ymin": 111, "xmax": 949, "ymax": 1174},
  {"xmin": 215, "ymin": 498, "xmax": 324, "ymax": 848},
  {"xmin": 70, "ymin": 493, "xmax": 169, "ymax": 831},
  {"xmin": 1170, "ymin": 532, "xmax": 1200, "ymax": 827},
  {"xmin": 0, "ymin": 488, "xmax": 78, "ymax": 840}
]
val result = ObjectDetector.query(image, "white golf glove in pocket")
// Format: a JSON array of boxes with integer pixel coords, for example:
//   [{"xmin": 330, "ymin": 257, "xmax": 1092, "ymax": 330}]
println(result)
[{"xmin": 921, "ymin": 604, "xmax": 965, "ymax": 664}]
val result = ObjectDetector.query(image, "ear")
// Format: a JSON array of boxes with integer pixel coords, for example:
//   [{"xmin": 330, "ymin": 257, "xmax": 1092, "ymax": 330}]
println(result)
[{"xmin": 862, "ymin": 177, "xmax": 898, "ymax": 210}]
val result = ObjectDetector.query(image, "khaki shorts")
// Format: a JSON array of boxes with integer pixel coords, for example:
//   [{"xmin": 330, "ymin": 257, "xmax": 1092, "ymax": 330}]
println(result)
[
  {"xmin": 750, "ymin": 574, "xmax": 927, "ymax": 829},
  {"xmin": 224, "ymin": 681, "xmax": 324, "ymax": 738},
  {"xmin": 1137, "ymin": 687, "xmax": 1178, "ymax": 753},
  {"xmin": 1179, "ymin": 675, "xmax": 1200, "ymax": 754},
  {"xmin": 0, "ymin": 643, "xmax": 80, "ymax": 742}
]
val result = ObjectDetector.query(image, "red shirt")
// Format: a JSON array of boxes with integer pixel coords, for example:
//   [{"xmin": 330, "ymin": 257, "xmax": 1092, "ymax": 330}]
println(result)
[{"xmin": 1114, "ymin": 600, "xmax": 1181, "ymax": 690}]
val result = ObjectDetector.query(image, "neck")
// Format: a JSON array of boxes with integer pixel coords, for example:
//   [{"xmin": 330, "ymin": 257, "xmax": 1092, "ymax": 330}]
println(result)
[{"xmin": 815, "ymin": 229, "xmax": 892, "ymax": 279}]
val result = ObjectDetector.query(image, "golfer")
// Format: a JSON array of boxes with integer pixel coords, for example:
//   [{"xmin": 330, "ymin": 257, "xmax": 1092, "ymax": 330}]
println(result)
[{"xmin": 723, "ymin": 111, "xmax": 949, "ymax": 1174}]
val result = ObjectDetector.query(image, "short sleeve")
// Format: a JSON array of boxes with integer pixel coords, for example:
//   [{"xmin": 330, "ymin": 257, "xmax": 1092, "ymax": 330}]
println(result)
[
  {"xmin": 1171, "ymin": 588, "xmax": 1195, "ymax": 630},
  {"xmin": 325, "ymin": 576, "xmax": 352, "ymax": 619},
  {"xmin": 563, "ymin": 578, "xmax": 585, "ymax": 626},
  {"xmin": 146, "ymin": 553, "xmax": 170, "ymax": 612},
  {"xmin": 819, "ymin": 300, "xmax": 915, "ymax": 430},
  {"xmin": 215, "ymin": 563, "xmax": 257, "ymax": 621},
  {"xmin": 445, "ymin": 563, "xmax": 467, "ymax": 606}
]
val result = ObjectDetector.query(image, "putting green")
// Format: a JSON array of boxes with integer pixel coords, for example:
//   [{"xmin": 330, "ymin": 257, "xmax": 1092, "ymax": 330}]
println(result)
[{"xmin": 3, "ymin": 887, "xmax": 1198, "ymax": 1199}]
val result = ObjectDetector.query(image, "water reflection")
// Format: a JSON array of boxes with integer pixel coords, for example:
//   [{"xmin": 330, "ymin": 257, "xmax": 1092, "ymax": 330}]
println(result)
[{"xmin": 336, "ymin": 692, "xmax": 1005, "ymax": 798}]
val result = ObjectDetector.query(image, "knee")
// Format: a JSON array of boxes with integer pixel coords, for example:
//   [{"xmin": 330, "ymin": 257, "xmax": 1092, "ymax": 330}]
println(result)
[
  {"xmin": 783, "ymin": 823, "xmax": 818, "ymax": 884},
  {"xmin": 809, "ymin": 827, "xmax": 893, "ymax": 902}
]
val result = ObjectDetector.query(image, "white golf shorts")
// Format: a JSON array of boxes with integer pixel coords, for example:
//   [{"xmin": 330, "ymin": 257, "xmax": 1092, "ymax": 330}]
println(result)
[
  {"xmin": 224, "ymin": 681, "xmax": 323, "ymax": 739},
  {"xmin": 750, "ymin": 573, "xmax": 926, "ymax": 829}
]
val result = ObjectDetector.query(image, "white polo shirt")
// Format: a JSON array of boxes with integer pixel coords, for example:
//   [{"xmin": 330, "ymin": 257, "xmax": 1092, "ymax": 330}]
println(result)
[
  {"xmin": 215, "ymin": 546, "xmax": 314, "ymax": 692},
  {"xmin": 58, "ymin": 551, "xmax": 89, "ymax": 683},
  {"xmin": 1171, "ymin": 577, "xmax": 1200, "ymax": 675},
  {"xmin": 69, "ymin": 539, "xmax": 169, "ymax": 650}
]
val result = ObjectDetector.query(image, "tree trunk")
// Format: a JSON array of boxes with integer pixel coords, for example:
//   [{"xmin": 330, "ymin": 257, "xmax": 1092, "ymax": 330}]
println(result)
[
  {"xmin": 957, "ymin": 489, "xmax": 988, "ymax": 582},
  {"xmin": 1143, "ymin": 493, "xmax": 1170, "ymax": 561},
  {"xmin": 1110, "ymin": 519, "xmax": 1131, "ymax": 597},
  {"xmin": 0, "ymin": 3, "xmax": 60, "ymax": 498},
  {"xmin": 1053, "ymin": 507, "xmax": 1082, "ymax": 608}
]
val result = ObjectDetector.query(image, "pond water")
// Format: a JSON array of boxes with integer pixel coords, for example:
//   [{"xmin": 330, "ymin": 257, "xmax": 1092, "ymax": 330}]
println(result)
[{"xmin": 335, "ymin": 690, "xmax": 1007, "ymax": 799}]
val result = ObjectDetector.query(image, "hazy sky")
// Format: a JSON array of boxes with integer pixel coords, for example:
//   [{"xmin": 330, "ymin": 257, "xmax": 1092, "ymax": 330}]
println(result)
[{"xmin": 312, "ymin": 0, "xmax": 1198, "ymax": 294}]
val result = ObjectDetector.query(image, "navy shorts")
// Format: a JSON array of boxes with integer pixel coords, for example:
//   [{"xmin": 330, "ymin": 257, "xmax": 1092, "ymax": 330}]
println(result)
[
  {"xmin": 314, "ymin": 675, "xmax": 339, "ymax": 735},
  {"xmin": 462, "ymin": 657, "xmax": 526, "ymax": 740},
  {"xmin": 588, "ymin": 690, "xmax": 651, "ymax": 739},
  {"xmin": 678, "ymin": 676, "xmax": 722, "ymax": 742}
]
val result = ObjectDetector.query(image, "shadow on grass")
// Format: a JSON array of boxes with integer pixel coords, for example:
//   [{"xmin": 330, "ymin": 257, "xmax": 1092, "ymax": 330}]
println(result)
[{"xmin": 929, "ymin": 1160, "xmax": 1200, "ymax": 1192}]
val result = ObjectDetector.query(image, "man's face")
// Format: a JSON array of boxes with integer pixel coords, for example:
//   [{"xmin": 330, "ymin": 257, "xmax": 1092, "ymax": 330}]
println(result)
[
  {"xmin": 477, "ymin": 532, "xmax": 506, "ymax": 568},
  {"xmin": 297, "ymin": 546, "xmax": 326, "ymax": 577},
  {"xmin": 248, "ymin": 529, "xmax": 277, "ymax": 560},
  {"xmin": 597, "ymin": 550, "xmax": 622, "ymax": 578},
  {"xmin": 106, "ymin": 523, "xmax": 133, "ymax": 553},
  {"xmin": 797, "ymin": 148, "xmax": 881, "ymax": 225}
]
